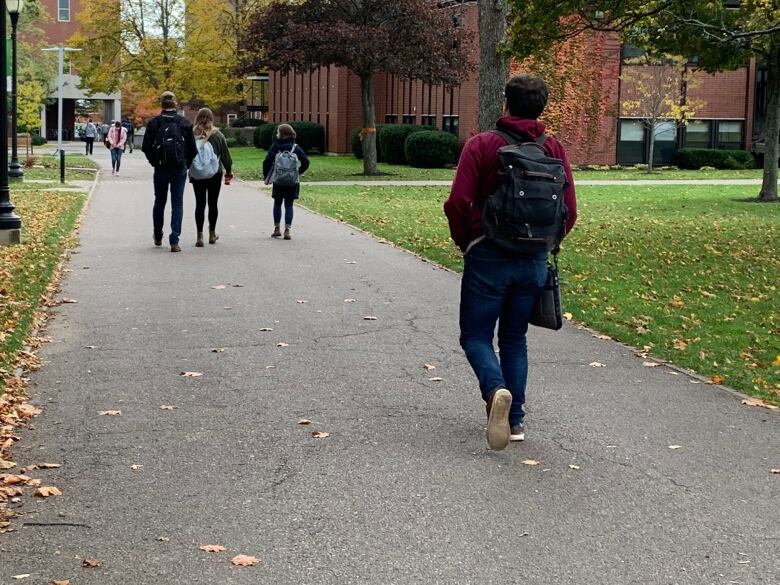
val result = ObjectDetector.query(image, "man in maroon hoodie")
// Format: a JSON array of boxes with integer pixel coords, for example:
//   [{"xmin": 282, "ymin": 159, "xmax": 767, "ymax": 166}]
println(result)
[{"xmin": 444, "ymin": 74, "xmax": 577, "ymax": 450}]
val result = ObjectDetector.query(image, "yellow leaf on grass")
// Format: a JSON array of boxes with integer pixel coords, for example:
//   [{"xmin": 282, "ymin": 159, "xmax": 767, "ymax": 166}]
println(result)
[
  {"xmin": 522, "ymin": 459, "xmax": 540, "ymax": 466},
  {"xmin": 773, "ymin": 355, "xmax": 780, "ymax": 366},
  {"xmin": 710, "ymin": 375, "xmax": 725, "ymax": 384},
  {"xmin": 231, "ymin": 554, "xmax": 260, "ymax": 566},
  {"xmin": 673, "ymin": 339, "xmax": 688, "ymax": 351},
  {"xmin": 563, "ymin": 312, "xmax": 573, "ymax": 321},
  {"xmin": 199, "ymin": 544, "xmax": 226, "ymax": 553},
  {"xmin": 98, "ymin": 410, "xmax": 121, "ymax": 416},
  {"xmin": 311, "ymin": 431, "xmax": 330, "ymax": 439},
  {"xmin": 34, "ymin": 486, "xmax": 62, "ymax": 497}
]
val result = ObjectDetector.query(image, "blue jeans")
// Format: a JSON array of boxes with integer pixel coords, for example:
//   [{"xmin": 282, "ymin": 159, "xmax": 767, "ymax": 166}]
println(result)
[
  {"xmin": 273, "ymin": 195, "xmax": 294, "ymax": 227},
  {"xmin": 110, "ymin": 148, "xmax": 123, "ymax": 172},
  {"xmin": 459, "ymin": 239, "xmax": 547, "ymax": 426},
  {"xmin": 153, "ymin": 167, "xmax": 187, "ymax": 245}
]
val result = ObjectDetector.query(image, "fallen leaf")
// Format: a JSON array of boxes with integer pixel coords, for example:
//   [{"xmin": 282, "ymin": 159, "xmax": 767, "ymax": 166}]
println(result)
[
  {"xmin": 82, "ymin": 559, "xmax": 100, "ymax": 568},
  {"xmin": 563, "ymin": 312, "xmax": 573, "ymax": 321},
  {"xmin": 157, "ymin": 537, "xmax": 170, "ymax": 542},
  {"xmin": 211, "ymin": 285, "xmax": 226, "ymax": 290},
  {"xmin": 51, "ymin": 580, "xmax": 70, "ymax": 585},
  {"xmin": 84, "ymin": 345, "xmax": 97, "ymax": 349},
  {"xmin": 17, "ymin": 404, "xmax": 41, "ymax": 418},
  {"xmin": 522, "ymin": 459, "xmax": 540, "ymax": 466},
  {"xmin": 180, "ymin": 371, "xmax": 203, "ymax": 377},
  {"xmin": 593, "ymin": 333, "xmax": 611, "ymax": 340},
  {"xmin": 311, "ymin": 431, "xmax": 330, "ymax": 439},
  {"xmin": 297, "ymin": 419, "xmax": 313, "ymax": 425},
  {"xmin": 345, "ymin": 261, "xmax": 357, "ymax": 264},
  {"xmin": 773, "ymin": 354, "xmax": 780, "ymax": 367},
  {"xmin": 97, "ymin": 410, "xmax": 121, "ymax": 416},
  {"xmin": 276, "ymin": 342, "xmax": 289, "ymax": 347},
  {"xmin": 668, "ymin": 445, "xmax": 682, "ymax": 450},
  {"xmin": 737, "ymin": 560, "xmax": 750, "ymax": 565},
  {"xmin": 159, "ymin": 405, "xmax": 177, "ymax": 410},
  {"xmin": 199, "ymin": 544, "xmax": 226, "ymax": 553},
  {"xmin": 265, "ymin": 365, "xmax": 276, "ymax": 369},
  {"xmin": 710, "ymin": 374, "xmax": 725, "ymax": 384},
  {"xmin": 130, "ymin": 464, "xmax": 143, "ymax": 471},
  {"xmin": 741, "ymin": 398, "xmax": 778, "ymax": 410},
  {"xmin": 423, "ymin": 364, "xmax": 436, "ymax": 370},
  {"xmin": 61, "ymin": 298, "xmax": 78, "ymax": 304},
  {"xmin": 11, "ymin": 575, "xmax": 30, "ymax": 580},
  {"xmin": 344, "ymin": 298, "xmax": 356, "ymax": 303},
  {"xmin": 428, "ymin": 377, "xmax": 444, "ymax": 382},
  {"xmin": 34, "ymin": 486, "xmax": 62, "ymax": 497},
  {"xmin": 232, "ymin": 284, "xmax": 244, "ymax": 288},
  {"xmin": 642, "ymin": 362, "xmax": 660, "ymax": 368},
  {"xmin": 1, "ymin": 474, "xmax": 30, "ymax": 485},
  {"xmin": 37, "ymin": 463, "xmax": 61, "ymax": 469},
  {"xmin": 568, "ymin": 464, "xmax": 581, "ymax": 470},
  {"xmin": 259, "ymin": 327, "xmax": 274, "ymax": 332},
  {"xmin": 211, "ymin": 348, "xmax": 225, "ymax": 353},
  {"xmin": 296, "ymin": 300, "xmax": 308, "ymax": 304},
  {"xmin": 0, "ymin": 460, "xmax": 16, "ymax": 470},
  {"xmin": 589, "ymin": 362, "xmax": 606, "ymax": 368},
  {"xmin": 26, "ymin": 478, "xmax": 42, "ymax": 487},
  {"xmin": 669, "ymin": 298, "xmax": 685, "ymax": 308},
  {"xmin": 363, "ymin": 315, "xmax": 378, "ymax": 320},
  {"xmin": 231, "ymin": 554, "xmax": 260, "ymax": 566},
  {"xmin": 672, "ymin": 338, "xmax": 688, "ymax": 351},
  {"xmin": 770, "ymin": 469, "xmax": 780, "ymax": 474}
]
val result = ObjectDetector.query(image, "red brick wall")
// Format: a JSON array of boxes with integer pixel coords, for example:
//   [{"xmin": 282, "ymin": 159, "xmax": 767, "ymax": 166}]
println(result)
[{"xmin": 40, "ymin": 0, "xmax": 83, "ymax": 44}]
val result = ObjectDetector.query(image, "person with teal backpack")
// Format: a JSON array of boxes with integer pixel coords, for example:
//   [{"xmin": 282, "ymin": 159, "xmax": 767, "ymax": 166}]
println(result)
[{"xmin": 262, "ymin": 124, "xmax": 310, "ymax": 240}]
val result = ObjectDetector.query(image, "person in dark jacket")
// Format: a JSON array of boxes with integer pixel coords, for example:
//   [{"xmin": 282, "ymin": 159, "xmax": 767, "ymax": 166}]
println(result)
[
  {"xmin": 443, "ymin": 74, "xmax": 577, "ymax": 451},
  {"xmin": 189, "ymin": 107, "xmax": 233, "ymax": 247},
  {"xmin": 122, "ymin": 118, "xmax": 135, "ymax": 153},
  {"xmin": 141, "ymin": 91, "xmax": 198, "ymax": 252},
  {"xmin": 262, "ymin": 124, "xmax": 310, "ymax": 240}
]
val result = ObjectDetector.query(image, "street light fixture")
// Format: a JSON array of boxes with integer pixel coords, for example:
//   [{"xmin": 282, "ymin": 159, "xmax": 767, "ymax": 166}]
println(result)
[
  {"xmin": 0, "ymin": 0, "xmax": 22, "ymax": 245},
  {"xmin": 7, "ymin": 0, "xmax": 24, "ymax": 179}
]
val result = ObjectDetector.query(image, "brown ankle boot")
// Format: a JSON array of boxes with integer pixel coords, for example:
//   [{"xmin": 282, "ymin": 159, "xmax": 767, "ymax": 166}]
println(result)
[
  {"xmin": 196, "ymin": 232, "xmax": 204, "ymax": 247},
  {"xmin": 209, "ymin": 230, "xmax": 218, "ymax": 244},
  {"xmin": 271, "ymin": 226, "xmax": 282, "ymax": 238},
  {"xmin": 283, "ymin": 228, "xmax": 291, "ymax": 240}
]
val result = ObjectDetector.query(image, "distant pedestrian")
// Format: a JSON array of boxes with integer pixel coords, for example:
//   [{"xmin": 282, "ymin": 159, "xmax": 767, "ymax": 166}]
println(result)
[
  {"xmin": 141, "ymin": 91, "xmax": 197, "ymax": 253},
  {"xmin": 94, "ymin": 122, "xmax": 103, "ymax": 145},
  {"xmin": 189, "ymin": 107, "xmax": 233, "ymax": 247},
  {"xmin": 84, "ymin": 118, "xmax": 97, "ymax": 155},
  {"xmin": 122, "ymin": 118, "xmax": 135, "ymax": 153},
  {"xmin": 101, "ymin": 121, "xmax": 111, "ymax": 147},
  {"xmin": 106, "ymin": 121, "xmax": 127, "ymax": 175},
  {"xmin": 443, "ymin": 74, "xmax": 577, "ymax": 450},
  {"xmin": 263, "ymin": 124, "xmax": 309, "ymax": 240}
]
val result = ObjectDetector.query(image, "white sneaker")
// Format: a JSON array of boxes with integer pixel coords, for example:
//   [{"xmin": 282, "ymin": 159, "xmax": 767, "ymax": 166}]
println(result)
[
  {"xmin": 486, "ymin": 389, "xmax": 511, "ymax": 450},
  {"xmin": 510, "ymin": 424, "xmax": 525, "ymax": 442}
]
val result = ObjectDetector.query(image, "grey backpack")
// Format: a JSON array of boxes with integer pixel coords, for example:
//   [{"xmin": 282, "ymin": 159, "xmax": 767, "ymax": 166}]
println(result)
[{"xmin": 271, "ymin": 145, "xmax": 300, "ymax": 187}]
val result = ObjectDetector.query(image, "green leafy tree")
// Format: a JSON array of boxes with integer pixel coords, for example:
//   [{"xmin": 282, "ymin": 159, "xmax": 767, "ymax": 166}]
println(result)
[
  {"xmin": 241, "ymin": 0, "xmax": 473, "ymax": 175},
  {"xmin": 505, "ymin": 0, "xmax": 780, "ymax": 201}
]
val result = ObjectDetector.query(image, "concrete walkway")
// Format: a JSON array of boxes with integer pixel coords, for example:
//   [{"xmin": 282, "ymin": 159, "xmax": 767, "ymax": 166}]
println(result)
[{"xmin": 0, "ymin": 146, "xmax": 778, "ymax": 584}]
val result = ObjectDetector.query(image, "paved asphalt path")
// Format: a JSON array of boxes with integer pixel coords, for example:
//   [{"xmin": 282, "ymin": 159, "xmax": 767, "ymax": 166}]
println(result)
[{"xmin": 1, "ymin": 146, "xmax": 778, "ymax": 584}]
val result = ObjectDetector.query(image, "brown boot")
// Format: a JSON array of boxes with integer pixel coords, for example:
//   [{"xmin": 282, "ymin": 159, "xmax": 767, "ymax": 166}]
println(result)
[
  {"xmin": 271, "ymin": 225, "xmax": 282, "ymax": 238},
  {"xmin": 283, "ymin": 228, "xmax": 291, "ymax": 240},
  {"xmin": 209, "ymin": 230, "xmax": 219, "ymax": 244},
  {"xmin": 195, "ymin": 232, "xmax": 204, "ymax": 247}
]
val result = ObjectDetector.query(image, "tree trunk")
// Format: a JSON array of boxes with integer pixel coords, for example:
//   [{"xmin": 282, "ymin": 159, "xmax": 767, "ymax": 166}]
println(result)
[
  {"xmin": 758, "ymin": 44, "xmax": 779, "ymax": 202},
  {"xmin": 477, "ymin": 0, "xmax": 509, "ymax": 132},
  {"xmin": 647, "ymin": 125, "xmax": 655, "ymax": 173},
  {"xmin": 360, "ymin": 73, "xmax": 379, "ymax": 176}
]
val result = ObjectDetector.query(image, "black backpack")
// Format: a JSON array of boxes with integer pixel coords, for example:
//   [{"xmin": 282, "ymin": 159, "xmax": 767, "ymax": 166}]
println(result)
[
  {"xmin": 482, "ymin": 129, "xmax": 568, "ymax": 254},
  {"xmin": 153, "ymin": 116, "xmax": 185, "ymax": 169}
]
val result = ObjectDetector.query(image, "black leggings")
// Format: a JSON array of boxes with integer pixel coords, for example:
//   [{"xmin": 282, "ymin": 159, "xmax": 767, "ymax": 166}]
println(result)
[{"xmin": 192, "ymin": 173, "xmax": 223, "ymax": 232}]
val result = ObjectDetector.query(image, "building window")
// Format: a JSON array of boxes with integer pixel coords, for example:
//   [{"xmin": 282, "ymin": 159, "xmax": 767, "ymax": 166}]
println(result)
[
  {"xmin": 384, "ymin": 114, "xmax": 398, "ymax": 124},
  {"xmin": 617, "ymin": 119, "xmax": 645, "ymax": 164},
  {"xmin": 402, "ymin": 114, "xmax": 416, "ymax": 125},
  {"xmin": 442, "ymin": 115, "xmax": 459, "ymax": 136},
  {"xmin": 685, "ymin": 120, "xmax": 711, "ymax": 149},
  {"xmin": 621, "ymin": 44, "xmax": 645, "ymax": 61},
  {"xmin": 421, "ymin": 115, "xmax": 436, "ymax": 127},
  {"xmin": 716, "ymin": 120, "xmax": 743, "ymax": 150},
  {"xmin": 58, "ymin": 0, "xmax": 70, "ymax": 21},
  {"xmin": 652, "ymin": 121, "xmax": 678, "ymax": 165}
]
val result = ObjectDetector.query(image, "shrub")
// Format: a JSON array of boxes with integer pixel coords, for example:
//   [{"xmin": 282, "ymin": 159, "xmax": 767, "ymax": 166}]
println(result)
[
  {"xmin": 351, "ymin": 125, "xmax": 385, "ymax": 160},
  {"xmin": 232, "ymin": 117, "xmax": 265, "ymax": 128},
  {"xmin": 290, "ymin": 121, "xmax": 325, "ymax": 153},
  {"xmin": 31, "ymin": 134, "xmax": 46, "ymax": 146},
  {"xmin": 256, "ymin": 123, "xmax": 279, "ymax": 149},
  {"xmin": 404, "ymin": 130, "xmax": 459, "ymax": 168},
  {"xmin": 676, "ymin": 148, "xmax": 755, "ymax": 170},
  {"xmin": 378, "ymin": 124, "xmax": 429, "ymax": 164},
  {"xmin": 225, "ymin": 137, "xmax": 238, "ymax": 148}
]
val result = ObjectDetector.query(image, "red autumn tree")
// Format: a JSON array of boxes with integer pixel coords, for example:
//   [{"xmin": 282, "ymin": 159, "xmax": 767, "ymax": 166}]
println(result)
[{"xmin": 240, "ymin": 0, "xmax": 474, "ymax": 175}]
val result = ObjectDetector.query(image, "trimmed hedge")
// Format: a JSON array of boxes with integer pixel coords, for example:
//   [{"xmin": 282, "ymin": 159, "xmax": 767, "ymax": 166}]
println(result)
[
  {"xmin": 351, "ymin": 125, "xmax": 385, "ymax": 161},
  {"xmin": 404, "ymin": 130, "xmax": 459, "ymax": 168},
  {"xmin": 31, "ymin": 134, "xmax": 47, "ymax": 146},
  {"xmin": 231, "ymin": 117, "xmax": 265, "ymax": 128},
  {"xmin": 255, "ymin": 121, "xmax": 325, "ymax": 153},
  {"xmin": 378, "ymin": 124, "xmax": 429, "ymax": 164},
  {"xmin": 676, "ymin": 148, "xmax": 755, "ymax": 170}
]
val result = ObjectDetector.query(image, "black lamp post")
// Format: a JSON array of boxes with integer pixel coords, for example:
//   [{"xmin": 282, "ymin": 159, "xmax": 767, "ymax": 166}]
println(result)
[
  {"xmin": 8, "ymin": 0, "xmax": 23, "ymax": 178},
  {"xmin": 0, "ymin": 0, "xmax": 22, "ymax": 244}
]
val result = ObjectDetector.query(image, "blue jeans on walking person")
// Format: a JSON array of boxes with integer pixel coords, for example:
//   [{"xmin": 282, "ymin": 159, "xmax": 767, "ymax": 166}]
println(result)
[
  {"xmin": 110, "ymin": 148, "xmax": 123, "ymax": 172},
  {"xmin": 273, "ymin": 195, "xmax": 294, "ymax": 227},
  {"xmin": 459, "ymin": 239, "xmax": 548, "ymax": 426},
  {"xmin": 152, "ymin": 167, "xmax": 187, "ymax": 245}
]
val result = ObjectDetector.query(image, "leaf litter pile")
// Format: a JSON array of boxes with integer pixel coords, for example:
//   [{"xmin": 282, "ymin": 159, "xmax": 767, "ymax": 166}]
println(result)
[
  {"xmin": 302, "ymin": 184, "xmax": 779, "ymax": 403},
  {"xmin": 0, "ymin": 189, "xmax": 86, "ymax": 530}
]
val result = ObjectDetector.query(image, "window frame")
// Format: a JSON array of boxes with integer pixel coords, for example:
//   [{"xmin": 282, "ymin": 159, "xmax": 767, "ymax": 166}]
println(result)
[{"xmin": 58, "ymin": 0, "xmax": 71, "ymax": 22}]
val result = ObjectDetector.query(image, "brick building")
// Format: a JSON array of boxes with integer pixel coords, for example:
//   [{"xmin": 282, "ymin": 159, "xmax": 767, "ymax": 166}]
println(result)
[
  {"xmin": 262, "ymin": 0, "xmax": 763, "ymax": 166},
  {"xmin": 38, "ymin": 0, "xmax": 122, "ymax": 140}
]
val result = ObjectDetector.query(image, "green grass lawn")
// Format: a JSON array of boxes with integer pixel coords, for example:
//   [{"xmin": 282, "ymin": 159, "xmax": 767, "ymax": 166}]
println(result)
[
  {"xmin": 298, "ymin": 183, "xmax": 780, "ymax": 403},
  {"xmin": 0, "ymin": 190, "xmax": 87, "ymax": 388},
  {"xmin": 231, "ymin": 146, "xmax": 767, "ymax": 182}
]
